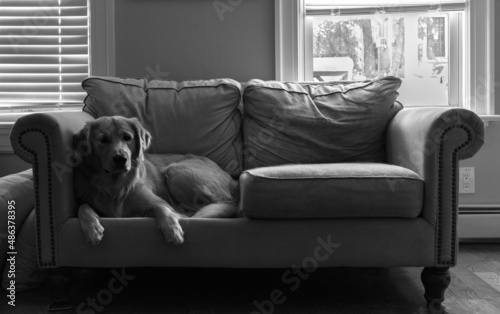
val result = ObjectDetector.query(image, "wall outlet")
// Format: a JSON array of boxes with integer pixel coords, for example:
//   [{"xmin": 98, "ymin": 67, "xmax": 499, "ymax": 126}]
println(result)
[{"xmin": 459, "ymin": 167, "xmax": 475, "ymax": 194}]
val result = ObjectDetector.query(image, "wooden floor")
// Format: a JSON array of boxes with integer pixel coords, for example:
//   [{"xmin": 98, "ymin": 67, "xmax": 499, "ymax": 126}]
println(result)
[{"xmin": 1, "ymin": 243, "xmax": 499, "ymax": 314}]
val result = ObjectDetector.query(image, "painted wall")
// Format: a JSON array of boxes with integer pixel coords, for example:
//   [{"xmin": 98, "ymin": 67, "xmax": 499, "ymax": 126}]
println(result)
[
  {"xmin": 114, "ymin": 0, "xmax": 275, "ymax": 81},
  {"xmin": 0, "ymin": 1, "xmax": 499, "ymax": 207}
]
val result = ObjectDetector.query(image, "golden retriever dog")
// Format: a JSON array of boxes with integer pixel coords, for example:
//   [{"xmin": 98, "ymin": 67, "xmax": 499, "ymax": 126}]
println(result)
[{"xmin": 73, "ymin": 116, "xmax": 239, "ymax": 245}]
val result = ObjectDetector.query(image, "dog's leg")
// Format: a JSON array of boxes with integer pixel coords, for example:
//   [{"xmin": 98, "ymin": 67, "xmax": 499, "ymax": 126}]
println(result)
[
  {"xmin": 193, "ymin": 203, "xmax": 239, "ymax": 218},
  {"xmin": 78, "ymin": 204, "xmax": 104, "ymax": 245},
  {"xmin": 150, "ymin": 205, "xmax": 185, "ymax": 245}
]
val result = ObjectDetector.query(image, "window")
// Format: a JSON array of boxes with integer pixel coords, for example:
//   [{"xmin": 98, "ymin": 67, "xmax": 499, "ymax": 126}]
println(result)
[
  {"xmin": 0, "ymin": 0, "xmax": 89, "ymax": 113},
  {"xmin": 0, "ymin": 0, "xmax": 114, "ymax": 119},
  {"xmin": 276, "ymin": 0, "xmax": 496, "ymax": 115}
]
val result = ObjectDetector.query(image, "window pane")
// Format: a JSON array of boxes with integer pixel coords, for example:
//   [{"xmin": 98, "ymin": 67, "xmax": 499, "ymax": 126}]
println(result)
[{"xmin": 310, "ymin": 12, "xmax": 462, "ymax": 106}]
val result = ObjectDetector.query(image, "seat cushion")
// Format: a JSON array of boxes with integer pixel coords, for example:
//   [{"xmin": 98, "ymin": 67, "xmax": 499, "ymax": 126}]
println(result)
[
  {"xmin": 240, "ymin": 163, "xmax": 423, "ymax": 219},
  {"xmin": 242, "ymin": 76, "xmax": 403, "ymax": 169},
  {"xmin": 82, "ymin": 77, "xmax": 243, "ymax": 176}
]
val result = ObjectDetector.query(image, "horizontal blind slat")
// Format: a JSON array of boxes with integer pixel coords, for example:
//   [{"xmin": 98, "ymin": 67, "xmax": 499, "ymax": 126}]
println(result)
[
  {"xmin": 0, "ymin": 45, "xmax": 88, "ymax": 54},
  {"xmin": 0, "ymin": 0, "xmax": 87, "ymax": 7},
  {"xmin": 0, "ymin": 64, "xmax": 89, "ymax": 74},
  {"xmin": 0, "ymin": 27, "xmax": 87, "ymax": 36},
  {"xmin": 0, "ymin": 35, "xmax": 88, "ymax": 45},
  {"xmin": 0, "ymin": 17, "xmax": 87, "ymax": 27},
  {"xmin": 0, "ymin": 92, "xmax": 87, "ymax": 103},
  {"xmin": 0, "ymin": 83, "xmax": 84, "ymax": 93},
  {"xmin": 0, "ymin": 73, "xmax": 88, "ymax": 83},
  {"xmin": 0, "ymin": 54, "xmax": 88, "ymax": 64},
  {"xmin": 0, "ymin": 7, "xmax": 88, "ymax": 17}
]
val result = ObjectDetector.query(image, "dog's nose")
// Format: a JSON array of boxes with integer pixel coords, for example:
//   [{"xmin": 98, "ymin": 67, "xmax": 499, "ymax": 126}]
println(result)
[{"xmin": 113, "ymin": 155, "xmax": 127, "ymax": 166}]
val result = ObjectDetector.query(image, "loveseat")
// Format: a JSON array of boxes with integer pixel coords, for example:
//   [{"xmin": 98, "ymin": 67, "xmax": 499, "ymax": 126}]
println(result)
[{"xmin": 9, "ymin": 77, "xmax": 485, "ymax": 311}]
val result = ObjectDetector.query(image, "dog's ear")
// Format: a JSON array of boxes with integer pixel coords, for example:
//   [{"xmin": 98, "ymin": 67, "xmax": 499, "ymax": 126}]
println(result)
[
  {"xmin": 73, "ymin": 121, "xmax": 100, "ymax": 169},
  {"xmin": 73, "ymin": 122, "xmax": 91, "ymax": 158},
  {"xmin": 128, "ymin": 117, "xmax": 151, "ymax": 160}
]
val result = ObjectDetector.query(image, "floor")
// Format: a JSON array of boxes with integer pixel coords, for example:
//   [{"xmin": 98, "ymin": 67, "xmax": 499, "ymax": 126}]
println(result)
[{"xmin": 1, "ymin": 243, "xmax": 499, "ymax": 314}]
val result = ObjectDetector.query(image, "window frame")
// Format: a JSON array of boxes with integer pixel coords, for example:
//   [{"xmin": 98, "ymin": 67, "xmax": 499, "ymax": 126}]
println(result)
[
  {"xmin": 0, "ymin": 0, "xmax": 115, "ymax": 152},
  {"xmin": 275, "ymin": 0, "xmax": 497, "ymax": 118}
]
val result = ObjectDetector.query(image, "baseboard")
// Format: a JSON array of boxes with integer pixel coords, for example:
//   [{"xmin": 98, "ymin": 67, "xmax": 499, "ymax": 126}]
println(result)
[{"xmin": 458, "ymin": 205, "xmax": 500, "ymax": 240}]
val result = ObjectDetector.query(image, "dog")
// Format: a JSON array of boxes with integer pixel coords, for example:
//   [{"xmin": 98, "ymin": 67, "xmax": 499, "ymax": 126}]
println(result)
[{"xmin": 73, "ymin": 116, "xmax": 239, "ymax": 245}]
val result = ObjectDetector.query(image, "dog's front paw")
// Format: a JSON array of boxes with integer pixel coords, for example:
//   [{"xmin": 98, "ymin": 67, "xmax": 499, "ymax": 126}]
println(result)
[
  {"xmin": 80, "ymin": 220, "xmax": 105, "ymax": 245},
  {"xmin": 158, "ymin": 215, "xmax": 184, "ymax": 245}
]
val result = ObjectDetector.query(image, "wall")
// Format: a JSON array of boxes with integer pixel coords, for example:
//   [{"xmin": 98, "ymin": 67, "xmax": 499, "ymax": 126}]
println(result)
[
  {"xmin": 114, "ymin": 0, "xmax": 275, "ymax": 81},
  {"xmin": 460, "ymin": 123, "xmax": 500, "ymax": 205},
  {"xmin": 0, "ymin": 154, "xmax": 30, "ymax": 178}
]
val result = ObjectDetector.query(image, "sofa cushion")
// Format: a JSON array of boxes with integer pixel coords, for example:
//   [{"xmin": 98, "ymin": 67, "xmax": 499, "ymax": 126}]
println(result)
[
  {"xmin": 82, "ymin": 77, "xmax": 243, "ymax": 176},
  {"xmin": 240, "ymin": 163, "xmax": 423, "ymax": 219},
  {"xmin": 242, "ymin": 76, "xmax": 403, "ymax": 169}
]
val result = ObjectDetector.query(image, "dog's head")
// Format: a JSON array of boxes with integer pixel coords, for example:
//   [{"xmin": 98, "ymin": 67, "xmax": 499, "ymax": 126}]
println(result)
[{"xmin": 73, "ymin": 116, "xmax": 151, "ymax": 175}]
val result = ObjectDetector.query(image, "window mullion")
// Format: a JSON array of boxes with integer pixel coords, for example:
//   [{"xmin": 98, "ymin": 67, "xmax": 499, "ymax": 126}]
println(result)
[{"xmin": 449, "ymin": 11, "xmax": 461, "ymax": 107}]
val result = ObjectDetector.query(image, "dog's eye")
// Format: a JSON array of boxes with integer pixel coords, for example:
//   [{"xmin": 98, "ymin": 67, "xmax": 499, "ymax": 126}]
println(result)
[
  {"xmin": 100, "ymin": 137, "xmax": 110, "ymax": 144},
  {"xmin": 123, "ymin": 134, "xmax": 132, "ymax": 141}
]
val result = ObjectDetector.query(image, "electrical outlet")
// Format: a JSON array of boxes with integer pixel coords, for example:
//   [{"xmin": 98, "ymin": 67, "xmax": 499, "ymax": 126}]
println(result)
[{"xmin": 459, "ymin": 167, "xmax": 475, "ymax": 194}]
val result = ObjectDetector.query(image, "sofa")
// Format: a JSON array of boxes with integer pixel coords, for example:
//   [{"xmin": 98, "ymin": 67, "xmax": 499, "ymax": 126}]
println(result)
[{"xmin": 9, "ymin": 76, "xmax": 485, "ymax": 311}]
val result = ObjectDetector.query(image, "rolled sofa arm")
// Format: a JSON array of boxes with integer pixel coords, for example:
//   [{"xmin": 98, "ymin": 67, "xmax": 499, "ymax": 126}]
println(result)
[
  {"xmin": 10, "ymin": 111, "xmax": 95, "ymax": 268},
  {"xmin": 386, "ymin": 107, "xmax": 484, "ymax": 266}
]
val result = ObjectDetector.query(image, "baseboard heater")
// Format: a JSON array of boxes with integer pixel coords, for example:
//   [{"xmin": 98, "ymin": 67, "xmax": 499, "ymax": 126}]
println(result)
[{"xmin": 458, "ymin": 205, "xmax": 500, "ymax": 241}]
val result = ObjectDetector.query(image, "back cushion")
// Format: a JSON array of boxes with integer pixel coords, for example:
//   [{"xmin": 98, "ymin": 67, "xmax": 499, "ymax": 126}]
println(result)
[
  {"xmin": 242, "ymin": 76, "xmax": 403, "ymax": 169},
  {"xmin": 82, "ymin": 77, "xmax": 243, "ymax": 176}
]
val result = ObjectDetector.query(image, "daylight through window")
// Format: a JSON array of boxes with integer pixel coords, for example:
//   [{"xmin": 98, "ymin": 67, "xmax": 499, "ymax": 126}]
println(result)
[{"xmin": 305, "ymin": 0, "xmax": 465, "ymax": 107}]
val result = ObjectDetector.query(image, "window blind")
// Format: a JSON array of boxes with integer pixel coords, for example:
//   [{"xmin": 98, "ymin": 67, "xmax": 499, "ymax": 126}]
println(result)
[
  {"xmin": 305, "ymin": 0, "xmax": 466, "ymax": 15},
  {"xmin": 0, "ymin": 0, "xmax": 89, "ymax": 111}
]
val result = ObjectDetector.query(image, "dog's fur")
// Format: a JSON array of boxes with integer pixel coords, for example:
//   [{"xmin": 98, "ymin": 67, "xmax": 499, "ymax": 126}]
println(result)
[{"xmin": 73, "ymin": 116, "xmax": 239, "ymax": 245}]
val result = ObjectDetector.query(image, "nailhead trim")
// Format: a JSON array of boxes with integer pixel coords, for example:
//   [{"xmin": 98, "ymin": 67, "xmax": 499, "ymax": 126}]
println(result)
[
  {"xmin": 17, "ymin": 128, "xmax": 57, "ymax": 267},
  {"xmin": 436, "ymin": 124, "xmax": 472, "ymax": 266}
]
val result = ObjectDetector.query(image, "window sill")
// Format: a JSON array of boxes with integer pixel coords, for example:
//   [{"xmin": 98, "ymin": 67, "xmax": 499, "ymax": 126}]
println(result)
[{"xmin": 479, "ymin": 115, "xmax": 500, "ymax": 127}]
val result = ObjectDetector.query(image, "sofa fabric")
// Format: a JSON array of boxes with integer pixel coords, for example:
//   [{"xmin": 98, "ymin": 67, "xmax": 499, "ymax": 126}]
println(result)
[
  {"xmin": 240, "ymin": 163, "xmax": 423, "ymax": 219},
  {"xmin": 242, "ymin": 77, "xmax": 403, "ymax": 169},
  {"xmin": 81, "ymin": 77, "xmax": 243, "ymax": 176},
  {"xmin": 0, "ymin": 169, "xmax": 48, "ymax": 292},
  {"xmin": 0, "ymin": 169, "xmax": 34, "ymax": 272}
]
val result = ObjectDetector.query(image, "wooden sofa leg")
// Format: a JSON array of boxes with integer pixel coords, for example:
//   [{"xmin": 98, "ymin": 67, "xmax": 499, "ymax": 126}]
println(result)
[
  {"xmin": 47, "ymin": 268, "xmax": 73, "ymax": 312},
  {"xmin": 421, "ymin": 267, "xmax": 451, "ymax": 313}
]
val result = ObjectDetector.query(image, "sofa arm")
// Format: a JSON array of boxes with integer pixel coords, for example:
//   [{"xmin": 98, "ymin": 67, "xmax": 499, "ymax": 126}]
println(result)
[
  {"xmin": 10, "ymin": 111, "xmax": 94, "ymax": 268},
  {"xmin": 386, "ymin": 107, "xmax": 484, "ymax": 266}
]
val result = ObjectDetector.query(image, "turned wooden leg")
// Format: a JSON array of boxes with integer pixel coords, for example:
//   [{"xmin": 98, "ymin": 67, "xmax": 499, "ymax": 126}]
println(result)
[
  {"xmin": 421, "ymin": 267, "xmax": 451, "ymax": 313},
  {"xmin": 47, "ymin": 268, "xmax": 73, "ymax": 311}
]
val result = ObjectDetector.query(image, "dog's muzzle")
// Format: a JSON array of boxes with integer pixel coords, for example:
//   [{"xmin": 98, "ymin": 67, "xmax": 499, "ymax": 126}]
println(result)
[{"xmin": 106, "ymin": 154, "xmax": 130, "ymax": 174}]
